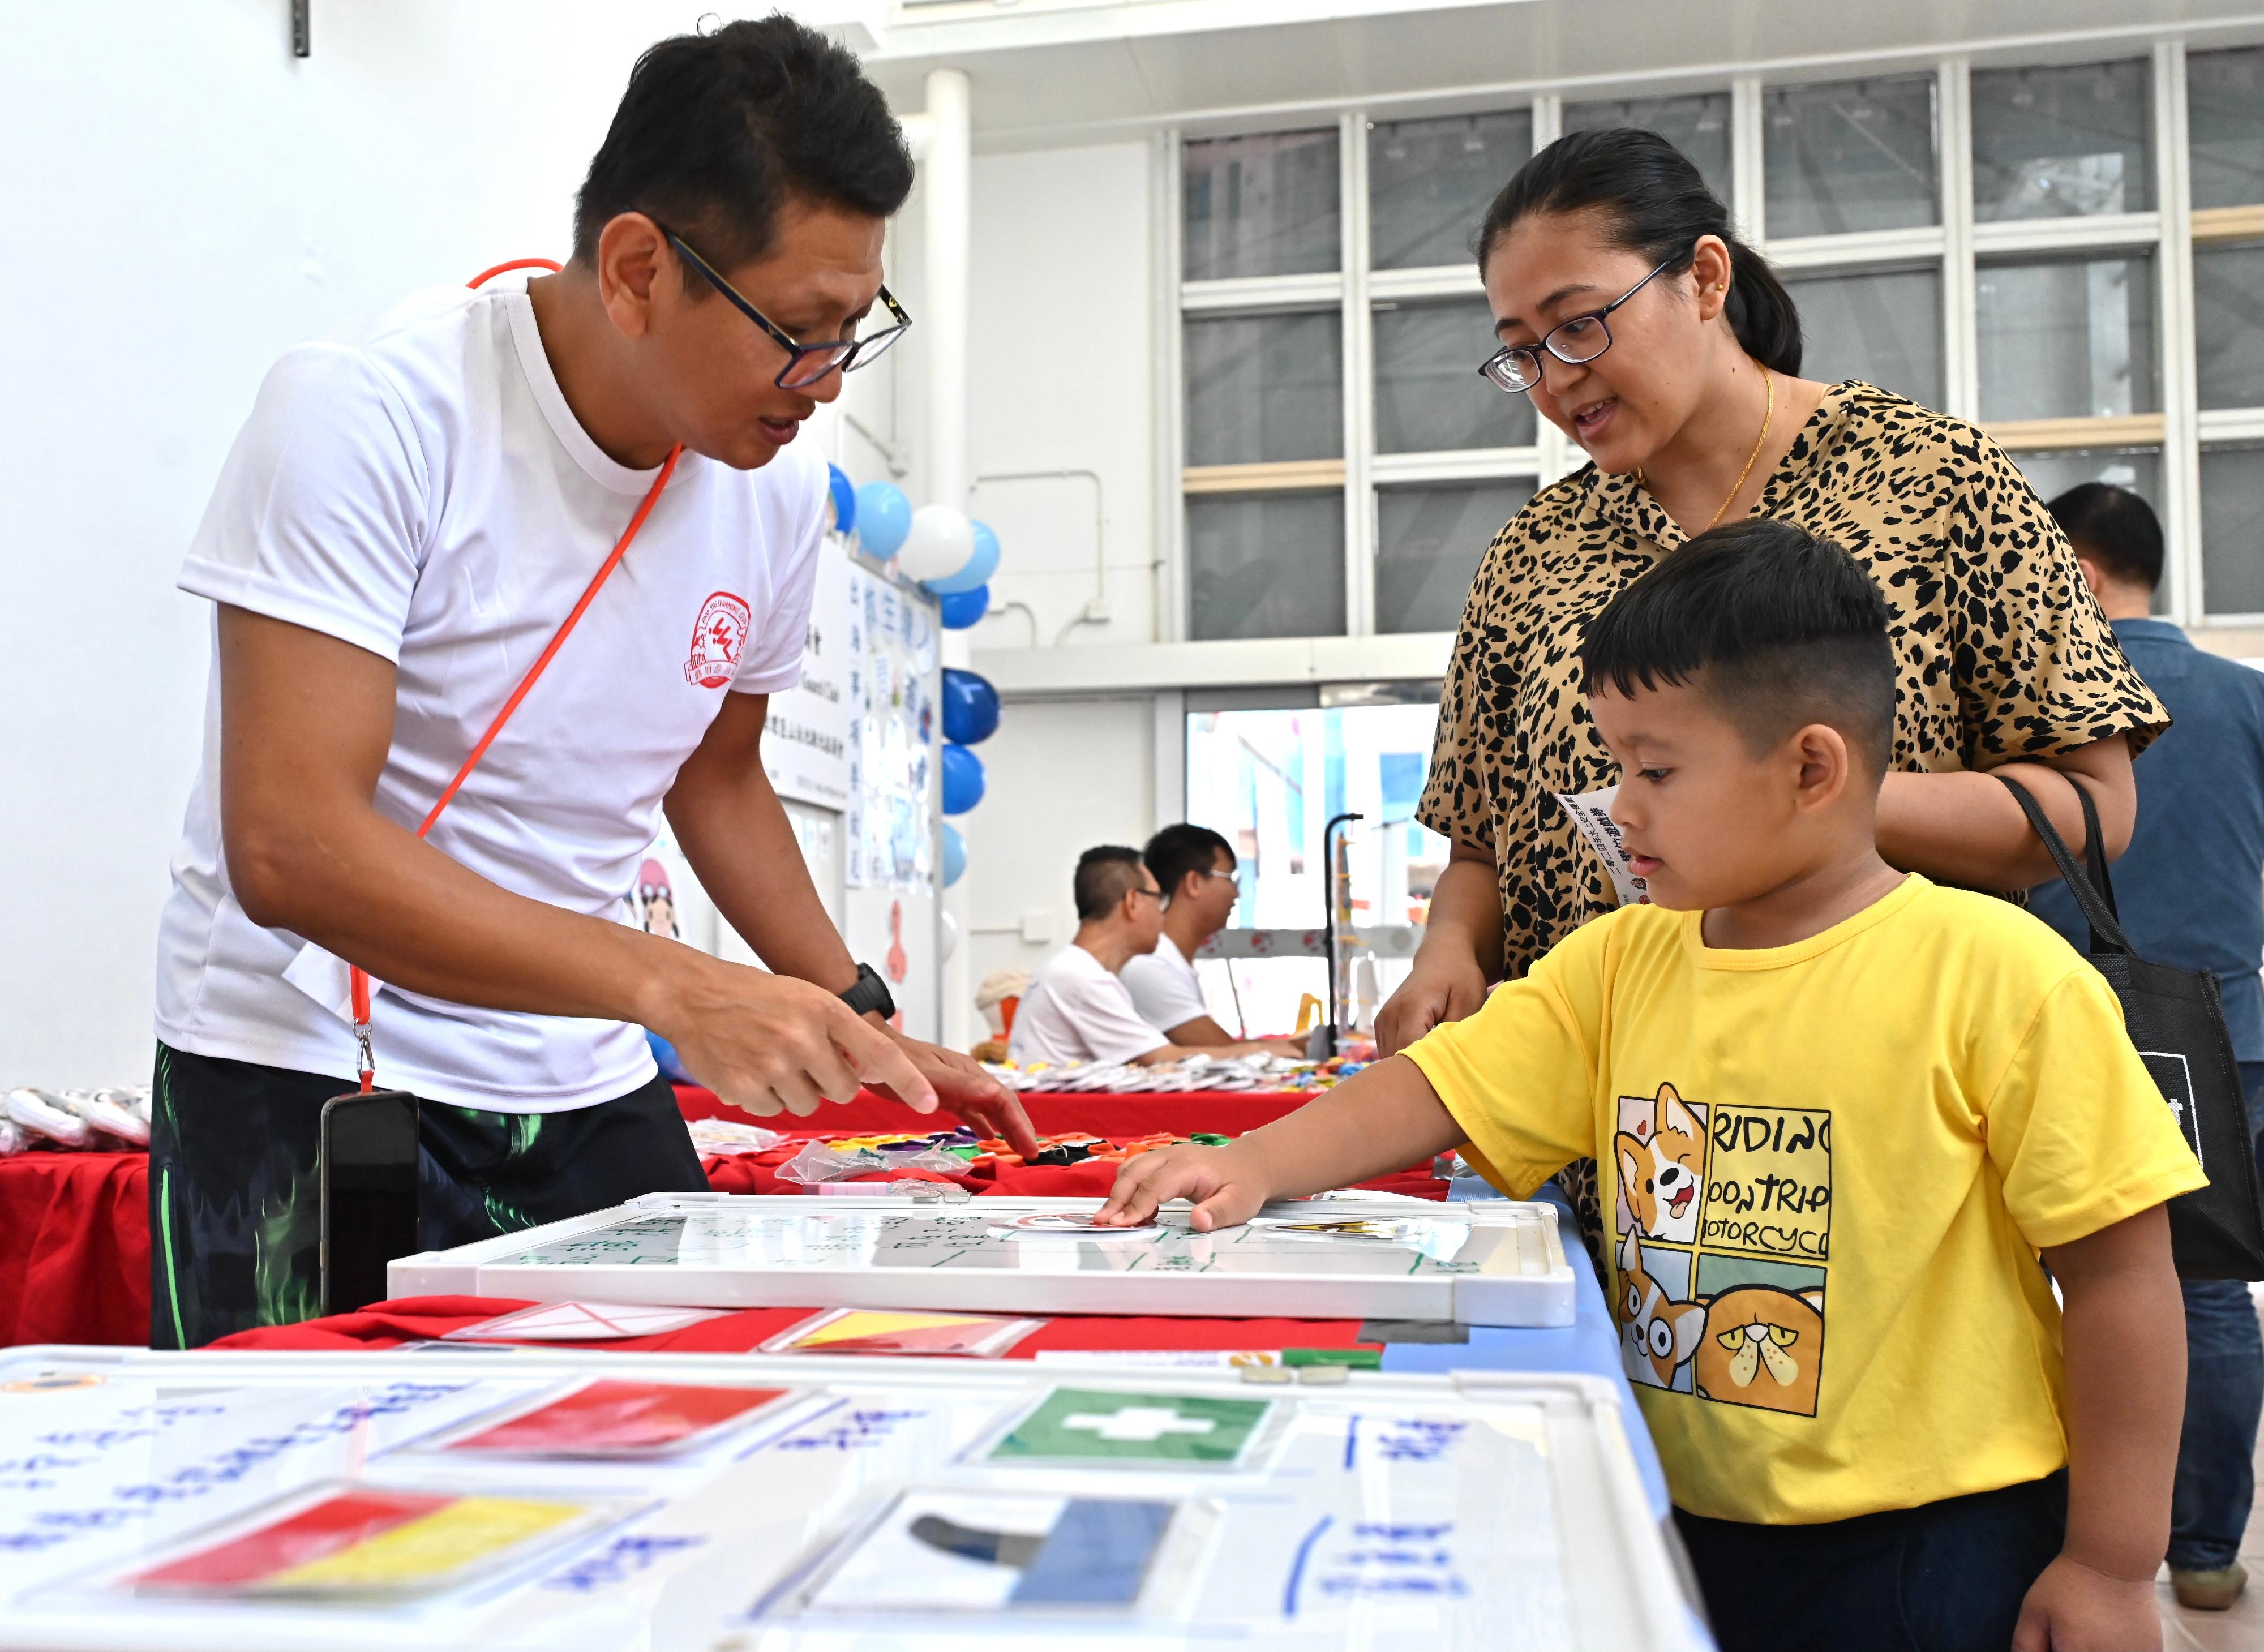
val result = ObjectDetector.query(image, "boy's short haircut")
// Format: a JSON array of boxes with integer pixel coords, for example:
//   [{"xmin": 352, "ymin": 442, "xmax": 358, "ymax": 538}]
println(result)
[
  {"xmin": 1143, "ymin": 824, "xmax": 1234, "ymax": 900},
  {"xmin": 1074, "ymin": 846, "xmax": 1147, "ymax": 921},
  {"xmin": 2047, "ymin": 482, "xmax": 2164, "ymax": 592},
  {"xmin": 573, "ymin": 15, "xmax": 914, "ymax": 276},
  {"xmin": 1579, "ymin": 518, "xmax": 1897, "ymax": 777}
]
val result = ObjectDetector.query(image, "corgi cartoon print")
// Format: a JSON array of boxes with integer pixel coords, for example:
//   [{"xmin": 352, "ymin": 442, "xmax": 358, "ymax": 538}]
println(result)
[
  {"xmin": 1616, "ymin": 1229, "xmax": 1705, "ymax": 1389},
  {"xmin": 1616, "ymin": 1082, "xmax": 1708, "ymax": 1244}
]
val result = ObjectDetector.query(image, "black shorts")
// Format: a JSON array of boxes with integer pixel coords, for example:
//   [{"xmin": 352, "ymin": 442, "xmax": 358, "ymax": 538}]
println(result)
[
  {"xmin": 149, "ymin": 1041, "xmax": 708, "ymax": 1349},
  {"xmin": 1674, "ymin": 1471, "xmax": 2068, "ymax": 1652}
]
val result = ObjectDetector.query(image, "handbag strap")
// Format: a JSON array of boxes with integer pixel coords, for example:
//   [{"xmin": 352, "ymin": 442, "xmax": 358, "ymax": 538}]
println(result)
[
  {"xmin": 2070, "ymin": 774, "xmax": 2118, "ymax": 917},
  {"xmin": 348, "ymin": 256, "xmax": 684, "ymax": 1093},
  {"xmin": 1997, "ymin": 774, "xmax": 2133, "ymax": 956}
]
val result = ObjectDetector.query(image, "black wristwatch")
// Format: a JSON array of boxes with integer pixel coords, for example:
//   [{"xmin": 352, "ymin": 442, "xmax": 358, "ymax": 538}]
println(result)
[{"xmin": 839, "ymin": 961, "xmax": 896, "ymax": 1020}]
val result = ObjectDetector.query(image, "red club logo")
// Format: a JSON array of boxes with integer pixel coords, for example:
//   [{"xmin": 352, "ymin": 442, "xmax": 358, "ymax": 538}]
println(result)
[{"xmin": 684, "ymin": 591, "xmax": 752, "ymax": 688}]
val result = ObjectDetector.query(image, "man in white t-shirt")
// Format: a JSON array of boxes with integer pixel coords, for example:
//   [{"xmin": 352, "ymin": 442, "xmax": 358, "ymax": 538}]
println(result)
[
  {"xmin": 148, "ymin": 18, "xmax": 1031, "ymax": 1348},
  {"xmin": 1008, "ymin": 848, "xmax": 1288, "ymax": 1068},
  {"xmin": 1122, "ymin": 823, "xmax": 1301, "ymax": 1053}
]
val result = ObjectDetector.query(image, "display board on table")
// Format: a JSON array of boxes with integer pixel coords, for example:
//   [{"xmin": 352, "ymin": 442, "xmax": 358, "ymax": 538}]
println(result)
[
  {"xmin": 389, "ymin": 1193, "xmax": 1576, "ymax": 1327},
  {"xmin": 0, "ymin": 1344, "xmax": 1702, "ymax": 1650}
]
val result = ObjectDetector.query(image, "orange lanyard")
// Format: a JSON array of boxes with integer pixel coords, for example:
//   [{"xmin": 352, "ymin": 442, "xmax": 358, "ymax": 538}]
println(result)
[{"xmin": 351, "ymin": 258, "xmax": 684, "ymax": 1091}]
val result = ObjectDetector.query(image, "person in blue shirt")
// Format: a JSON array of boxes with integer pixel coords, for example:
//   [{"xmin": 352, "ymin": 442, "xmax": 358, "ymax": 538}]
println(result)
[{"xmin": 2029, "ymin": 481, "xmax": 2264, "ymax": 1612}]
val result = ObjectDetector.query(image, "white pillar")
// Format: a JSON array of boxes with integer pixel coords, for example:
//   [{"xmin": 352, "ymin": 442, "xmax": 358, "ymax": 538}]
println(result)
[{"xmin": 922, "ymin": 66, "xmax": 976, "ymax": 1052}]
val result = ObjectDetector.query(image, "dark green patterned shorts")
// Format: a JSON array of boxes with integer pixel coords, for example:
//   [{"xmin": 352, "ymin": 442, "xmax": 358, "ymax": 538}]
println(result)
[{"xmin": 149, "ymin": 1041, "xmax": 707, "ymax": 1349}]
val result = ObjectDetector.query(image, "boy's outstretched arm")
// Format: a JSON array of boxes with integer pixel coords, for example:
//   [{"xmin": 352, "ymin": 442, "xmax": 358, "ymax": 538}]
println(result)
[
  {"xmin": 2012, "ymin": 1203, "xmax": 2183, "ymax": 1652},
  {"xmin": 1096, "ymin": 1055, "xmax": 1467, "ymax": 1229}
]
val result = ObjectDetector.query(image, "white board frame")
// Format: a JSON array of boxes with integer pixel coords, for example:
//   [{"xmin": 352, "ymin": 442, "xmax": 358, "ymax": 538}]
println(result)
[{"xmin": 389, "ymin": 1194, "xmax": 1576, "ymax": 1327}]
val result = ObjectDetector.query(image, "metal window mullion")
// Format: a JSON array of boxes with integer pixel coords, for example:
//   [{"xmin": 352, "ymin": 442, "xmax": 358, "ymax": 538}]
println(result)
[
  {"xmin": 2200, "ymin": 409, "xmax": 2264, "ymax": 444},
  {"xmin": 1970, "ymin": 211, "xmax": 2163, "ymax": 256},
  {"xmin": 1372, "ymin": 448, "xmax": 1545, "ymax": 484},
  {"xmin": 1182, "ymin": 272, "xmax": 1345, "ymax": 312},
  {"xmin": 2156, "ymin": 39, "xmax": 2204, "ymax": 623},
  {"xmin": 1529, "ymin": 92, "xmax": 1580, "ymax": 485},
  {"xmin": 1733, "ymin": 75, "xmax": 1766, "ymax": 244},
  {"xmin": 1157, "ymin": 128, "xmax": 1189, "ymax": 645},
  {"xmin": 1369, "ymin": 265, "xmax": 1486, "ymax": 300},
  {"xmin": 1765, "ymin": 227, "xmax": 1948, "ymax": 271},
  {"xmin": 1342, "ymin": 109, "xmax": 1376, "ymax": 638},
  {"xmin": 1940, "ymin": 58, "xmax": 1980, "ymax": 422}
]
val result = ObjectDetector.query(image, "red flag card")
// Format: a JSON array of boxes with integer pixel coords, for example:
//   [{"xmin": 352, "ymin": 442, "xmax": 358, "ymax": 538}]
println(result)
[
  {"xmin": 122, "ymin": 1485, "xmax": 602, "ymax": 1597},
  {"xmin": 443, "ymin": 1379, "xmax": 791, "ymax": 1457},
  {"xmin": 760, "ymin": 1308, "xmax": 1045, "ymax": 1358}
]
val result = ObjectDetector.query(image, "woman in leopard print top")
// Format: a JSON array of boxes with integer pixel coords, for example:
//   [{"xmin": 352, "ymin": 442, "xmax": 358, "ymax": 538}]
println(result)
[{"xmin": 1378, "ymin": 132, "xmax": 2167, "ymax": 1234}]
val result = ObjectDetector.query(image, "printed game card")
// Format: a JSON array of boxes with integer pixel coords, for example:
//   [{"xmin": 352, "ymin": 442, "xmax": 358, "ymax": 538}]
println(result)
[
  {"xmin": 761, "ymin": 1308, "xmax": 1045, "ymax": 1358},
  {"xmin": 115, "ymin": 1483, "xmax": 609, "ymax": 1598},
  {"xmin": 1553, "ymin": 786, "xmax": 1651, "ymax": 907},
  {"xmin": 983, "ymin": 1387, "xmax": 1275, "ymax": 1467},
  {"xmin": 438, "ymin": 1300, "xmax": 733, "ymax": 1342},
  {"xmin": 439, "ymin": 1378, "xmax": 794, "ymax": 1456}
]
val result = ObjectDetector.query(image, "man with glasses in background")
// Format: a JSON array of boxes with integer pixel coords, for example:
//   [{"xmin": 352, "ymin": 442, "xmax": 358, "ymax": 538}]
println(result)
[
  {"xmin": 150, "ymin": 17, "xmax": 1031, "ymax": 1349},
  {"xmin": 1010, "ymin": 847, "xmax": 1292, "ymax": 1068},
  {"xmin": 1124, "ymin": 825, "xmax": 1306, "ymax": 1052}
]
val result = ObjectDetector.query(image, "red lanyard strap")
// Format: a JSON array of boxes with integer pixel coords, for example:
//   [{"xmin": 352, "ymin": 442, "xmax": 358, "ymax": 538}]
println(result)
[{"xmin": 350, "ymin": 258, "xmax": 683, "ymax": 1091}]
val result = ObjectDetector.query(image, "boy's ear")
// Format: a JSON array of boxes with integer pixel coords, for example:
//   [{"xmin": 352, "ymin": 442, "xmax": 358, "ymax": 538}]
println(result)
[{"xmin": 1789, "ymin": 722, "xmax": 1853, "ymax": 813}]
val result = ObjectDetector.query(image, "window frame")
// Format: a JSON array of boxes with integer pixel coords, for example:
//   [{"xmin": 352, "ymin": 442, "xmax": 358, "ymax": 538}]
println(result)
[{"xmin": 1157, "ymin": 36, "xmax": 2264, "ymax": 637}]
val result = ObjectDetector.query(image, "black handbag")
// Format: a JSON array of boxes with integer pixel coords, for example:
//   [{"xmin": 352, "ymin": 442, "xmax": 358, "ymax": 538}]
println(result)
[{"xmin": 2001, "ymin": 775, "xmax": 2264, "ymax": 1280}]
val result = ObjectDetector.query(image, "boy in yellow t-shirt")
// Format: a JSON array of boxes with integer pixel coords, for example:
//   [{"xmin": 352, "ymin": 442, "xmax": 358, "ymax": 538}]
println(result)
[{"xmin": 1100, "ymin": 520, "xmax": 2204, "ymax": 1652}]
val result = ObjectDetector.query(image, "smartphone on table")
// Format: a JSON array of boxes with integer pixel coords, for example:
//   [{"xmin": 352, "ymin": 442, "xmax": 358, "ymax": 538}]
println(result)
[{"xmin": 320, "ymin": 1089, "xmax": 421, "ymax": 1316}]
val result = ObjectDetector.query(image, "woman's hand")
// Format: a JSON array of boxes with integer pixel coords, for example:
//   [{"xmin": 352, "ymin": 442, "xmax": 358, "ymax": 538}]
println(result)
[{"xmin": 1376, "ymin": 949, "xmax": 1490, "ymax": 1056}]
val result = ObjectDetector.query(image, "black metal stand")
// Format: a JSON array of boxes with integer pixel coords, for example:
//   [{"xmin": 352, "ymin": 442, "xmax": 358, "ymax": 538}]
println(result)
[{"xmin": 1319, "ymin": 811, "xmax": 1365, "ymax": 1057}]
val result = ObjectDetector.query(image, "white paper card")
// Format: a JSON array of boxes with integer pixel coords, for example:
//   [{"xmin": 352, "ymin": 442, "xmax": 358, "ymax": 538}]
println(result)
[
  {"xmin": 1552, "ymin": 786, "xmax": 1650, "ymax": 908},
  {"xmin": 281, "ymin": 941, "xmax": 373, "ymax": 1025},
  {"xmin": 438, "ymin": 1301, "xmax": 732, "ymax": 1341}
]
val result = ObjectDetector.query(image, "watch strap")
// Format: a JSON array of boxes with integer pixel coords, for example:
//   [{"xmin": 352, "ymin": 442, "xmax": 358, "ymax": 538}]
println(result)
[{"xmin": 840, "ymin": 961, "xmax": 897, "ymax": 1020}]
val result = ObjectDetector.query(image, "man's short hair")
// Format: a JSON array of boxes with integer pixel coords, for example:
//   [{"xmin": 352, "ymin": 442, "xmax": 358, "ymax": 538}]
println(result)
[
  {"xmin": 2047, "ymin": 482, "xmax": 2164, "ymax": 592},
  {"xmin": 573, "ymin": 15, "xmax": 914, "ymax": 277},
  {"xmin": 1579, "ymin": 518, "xmax": 1897, "ymax": 778},
  {"xmin": 1143, "ymin": 824, "xmax": 1234, "ymax": 902},
  {"xmin": 1074, "ymin": 846, "xmax": 1148, "ymax": 921}
]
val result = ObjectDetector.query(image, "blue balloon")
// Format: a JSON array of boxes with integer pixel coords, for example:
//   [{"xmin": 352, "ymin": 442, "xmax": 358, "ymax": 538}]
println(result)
[
  {"xmin": 826, "ymin": 465, "xmax": 857, "ymax": 535},
  {"xmin": 941, "ymin": 822, "xmax": 967, "ymax": 887},
  {"xmin": 937, "ymin": 583, "xmax": 989, "ymax": 630},
  {"xmin": 854, "ymin": 480, "xmax": 912, "ymax": 557},
  {"xmin": 940, "ymin": 742, "xmax": 986, "ymax": 815},
  {"xmin": 646, "ymin": 1029, "xmax": 694, "ymax": 1085},
  {"xmin": 926, "ymin": 519, "xmax": 1000, "ymax": 594},
  {"xmin": 940, "ymin": 667, "xmax": 1001, "ymax": 745}
]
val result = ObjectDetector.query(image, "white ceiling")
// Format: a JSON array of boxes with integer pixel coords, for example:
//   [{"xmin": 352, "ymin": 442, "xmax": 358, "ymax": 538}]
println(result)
[{"xmin": 825, "ymin": 0, "xmax": 2264, "ymax": 148}]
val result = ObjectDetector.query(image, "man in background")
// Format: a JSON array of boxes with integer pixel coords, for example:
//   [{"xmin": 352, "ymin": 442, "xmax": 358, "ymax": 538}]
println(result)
[
  {"xmin": 2027, "ymin": 482, "xmax": 2264, "ymax": 1612},
  {"xmin": 1009, "ymin": 846, "xmax": 1292, "ymax": 1067},
  {"xmin": 1124, "ymin": 824, "xmax": 1303, "ymax": 1052}
]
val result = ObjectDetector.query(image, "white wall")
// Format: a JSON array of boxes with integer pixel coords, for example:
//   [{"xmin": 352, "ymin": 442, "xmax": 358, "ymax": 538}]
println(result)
[{"xmin": 0, "ymin": 1, "xmax": 771, "ymax": 1085}]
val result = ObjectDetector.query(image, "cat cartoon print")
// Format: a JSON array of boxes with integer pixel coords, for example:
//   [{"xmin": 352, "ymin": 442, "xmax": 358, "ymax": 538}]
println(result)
[{"xmin": 1616, "ymin": 1082, "xmax": 1708, "ymax": 1245}]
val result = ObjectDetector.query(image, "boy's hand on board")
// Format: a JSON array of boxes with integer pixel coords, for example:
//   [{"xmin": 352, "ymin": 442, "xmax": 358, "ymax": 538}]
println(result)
[
  {"xmin": 2010, "ymin": 1554, "xmax": 2161, "ymax": 1652},
  {"xmin": 1096, "ymin": 1143, "xmax": 1271, "ymax": 1231}
]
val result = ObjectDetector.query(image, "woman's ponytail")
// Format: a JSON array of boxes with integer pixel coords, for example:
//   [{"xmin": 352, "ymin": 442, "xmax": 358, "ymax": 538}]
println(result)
[{"xmin": 1475, "ymin": 128, "xmax": 1802, "ymax": 376}]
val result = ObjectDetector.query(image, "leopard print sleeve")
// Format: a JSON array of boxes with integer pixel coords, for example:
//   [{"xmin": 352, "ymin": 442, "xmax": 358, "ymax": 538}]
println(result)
[
  {"xmin": 1943, "ymin": 431, "xmax": 2169, "ymax": 766},
  {"xmin": 1417, "ymin": 517, "xmax": 1520, "ymax": 852}
]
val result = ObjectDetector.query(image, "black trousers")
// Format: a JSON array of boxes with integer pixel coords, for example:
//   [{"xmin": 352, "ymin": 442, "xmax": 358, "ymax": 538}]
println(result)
[
  {"xmin": 1675, "ymin": 1471, "xmax": 2068, "ymax": 1652},
  {"xmin": 149, "ymin": 1041, "xmax": 708, "ymax": 1349}
]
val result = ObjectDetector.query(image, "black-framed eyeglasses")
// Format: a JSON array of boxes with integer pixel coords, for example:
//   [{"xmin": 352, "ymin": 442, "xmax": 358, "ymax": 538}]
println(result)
[
  {"xmin": 666, "ymin": 231, "xmax": 912, "ymax": 390},
  {"xmin": 1476, "ymin": 250, "xmax": 1680, "ymax": 394}
]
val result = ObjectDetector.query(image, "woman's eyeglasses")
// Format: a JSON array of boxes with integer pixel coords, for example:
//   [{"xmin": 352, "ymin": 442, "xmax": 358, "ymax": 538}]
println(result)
[
  {"xmin": 667, "ymin": 231, "xmax": 912, "ymax": 390},
  {"xmin": 1477, "ymin": 251, "xmax": 1680, "ymax": 394}
]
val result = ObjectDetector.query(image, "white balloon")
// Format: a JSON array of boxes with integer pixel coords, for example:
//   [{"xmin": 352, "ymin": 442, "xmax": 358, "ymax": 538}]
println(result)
[
  {"xmin": 938, "ymin": 908, "xmax": 959, "ymax": 961},
  {"xmin": 898, "ymin": 504, "xmax": 976, "ymax": 583}
]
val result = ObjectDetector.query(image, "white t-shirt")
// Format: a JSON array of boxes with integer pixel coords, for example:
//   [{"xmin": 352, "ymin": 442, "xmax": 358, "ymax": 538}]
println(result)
[
  {"xmin": 1120, "ymin": 933, "xmax": 1210, "ymax": 1035},
  {"xmin": 1007, "ymin": 946, "xmax": 1169, "ymax": 1066},
  {"xmin": 154, "ymin": 276, "xmax": 829, "ymax": 1112}
]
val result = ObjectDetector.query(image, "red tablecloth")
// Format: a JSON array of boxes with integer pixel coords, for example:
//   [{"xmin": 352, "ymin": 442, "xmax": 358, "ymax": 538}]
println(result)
[
  {"xmin": 207, "ymin": 1295, "xmax": 1383, "ymax": 1358},
  {"xmin": 0, "ymin": 1088, "xmax": 1415, "ymax": 1350}
]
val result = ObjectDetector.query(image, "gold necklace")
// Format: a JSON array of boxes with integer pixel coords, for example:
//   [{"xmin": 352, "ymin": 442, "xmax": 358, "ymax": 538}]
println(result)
[{"xmin": 1637, "ymin": 368, "xmax": 1776, "ymax": 533}]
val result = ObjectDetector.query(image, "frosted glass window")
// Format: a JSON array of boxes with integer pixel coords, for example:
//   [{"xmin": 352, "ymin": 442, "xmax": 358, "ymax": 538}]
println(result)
[
  {"xmin": 2202, "ymin": 447, "xmax": 2264, "ymax": 615},
  {"xmin": 1373, "ymin": 298, "xmax": 1536, "ymax": 453},
  {"xmin": 1763, "ymin": 76, "xmax": 1939, "ymax": 238},
  {"xmin": 1369, "ymin": 110, "xmax": 1533, "ymax": 271},
  {"xmin": 1376, "ymin": 483, "xmax": 1534, "ymax": 634},
  {"xmin": 1976, "ymin": 257, "xmax": 2156, "ymax": 421},
  {"xmin": 1562, "ymin": 93, "xmax": 1733, "ymax": 208},
  {"xmin": 1182, "ymin": 130, "xmax": 1341, "ymax": 280},
  {"xmin": 1781, "ymin": 268, "xmax": 1943, "ymax": 409},
  {"xmin": 1971, "ymin": 61, "xmax": 2151, "ymax": 222},
  {"xmin": 2196, "ymin": 245, "xmax": 2264, "ymax": 411},
  {"xmin": 1184, "ymin": 312, "xmax": 1343, "ymax": 466},
  {"xmin": 1187, "ymin": 494, "xmax": 1347, "ymax": 640},
  {"xmin": 2189, "ymin": 47, "xmax": 2264, "ymax": 209}
]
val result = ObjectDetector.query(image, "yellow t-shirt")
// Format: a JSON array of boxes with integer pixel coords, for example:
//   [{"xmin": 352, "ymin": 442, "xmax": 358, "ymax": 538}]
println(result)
[{"xmin": 1403, "ymin": 874, "xmax": 2205, "ymax": 1525}]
